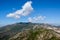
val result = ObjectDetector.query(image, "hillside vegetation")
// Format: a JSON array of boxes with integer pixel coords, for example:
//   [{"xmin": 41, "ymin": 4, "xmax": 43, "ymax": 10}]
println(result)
[
  {"xmin": 0, "ymin": 22, "xmax": 60, "ymax": 40},
  {"xmin": 9, "ymin": 27, "xmax": 60, "ymax": 40}
]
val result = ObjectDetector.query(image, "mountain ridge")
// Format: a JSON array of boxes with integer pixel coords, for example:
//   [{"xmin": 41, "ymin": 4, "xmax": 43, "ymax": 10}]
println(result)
[{"xmin": 0, "ymin": 22, "xmax": 60, "ymax": 40}]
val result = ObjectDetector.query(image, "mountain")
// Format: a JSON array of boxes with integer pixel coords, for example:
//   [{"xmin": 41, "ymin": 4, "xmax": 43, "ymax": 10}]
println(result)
[
  {"xmin": 9, "ymin": 27, "xmax": 60, "ymax": 40},
  {"xmin": 0, "ymin": 22, "xmax": 60, "ymax": 40}
]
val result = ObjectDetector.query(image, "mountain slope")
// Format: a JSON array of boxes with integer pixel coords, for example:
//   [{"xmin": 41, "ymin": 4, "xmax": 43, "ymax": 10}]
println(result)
[
  {"xmin": 0, "ymin": 22, "xmax": 35, "ymax": 40},
  {"xmin": 0, "ymin": 22, "xmax": 60, "ymax": 40},
  {"xmin": 9, "ymin": 27, "xmax": 60, "ymax": 40}
]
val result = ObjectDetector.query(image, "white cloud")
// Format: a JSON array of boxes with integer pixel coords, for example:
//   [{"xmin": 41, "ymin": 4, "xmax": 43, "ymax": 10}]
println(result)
[
  {"xmin": 6, "ymin": 1, "xmax": 33, "ymax": 19},
  {"xmin": 7, "ymin": 13, "xmax": 20, "ymax": 19},
  {"xmin": 28, "ymin": 17, "xmax": 32, "ymax": 22},
  {"xmin": 28, "ymin": 16, "xmax": 46, "ymax": 22}
]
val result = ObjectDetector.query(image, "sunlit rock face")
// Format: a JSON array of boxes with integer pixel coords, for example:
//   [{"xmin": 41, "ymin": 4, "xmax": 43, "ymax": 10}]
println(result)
[{"xmin": 9, "ymin": 27, "xmax": 60, "ymax": 40}]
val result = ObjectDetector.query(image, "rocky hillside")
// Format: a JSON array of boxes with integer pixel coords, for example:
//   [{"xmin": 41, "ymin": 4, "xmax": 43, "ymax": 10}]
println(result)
[
  {"xmin": 0, "ymin": 22, "xmax": 60, "ymax": 40},
  {"xmin": 9, "ymin": 27, "xmax": 60, "ymax": 40}
]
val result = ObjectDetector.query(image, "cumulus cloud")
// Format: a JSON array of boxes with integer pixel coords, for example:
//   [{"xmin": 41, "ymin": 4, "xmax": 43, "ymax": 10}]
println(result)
[
  {"xmin": 6, "ymin": 1, "xmax": 33, "ymax": 19},
  {"xmin": 28, "ymin": 16, "xmax": 46, "ymax": 22}
]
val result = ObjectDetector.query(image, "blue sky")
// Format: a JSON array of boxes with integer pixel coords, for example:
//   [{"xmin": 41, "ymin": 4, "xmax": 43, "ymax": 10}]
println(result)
[{"xmin": 0, "ymin": 0, "xmax": 60, "ymax": 26}]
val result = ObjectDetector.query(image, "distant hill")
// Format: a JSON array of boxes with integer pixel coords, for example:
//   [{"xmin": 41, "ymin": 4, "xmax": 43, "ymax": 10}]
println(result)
[{"xmin": 0, "ymin": 22, "xmax": 60, "ymax": 40}]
